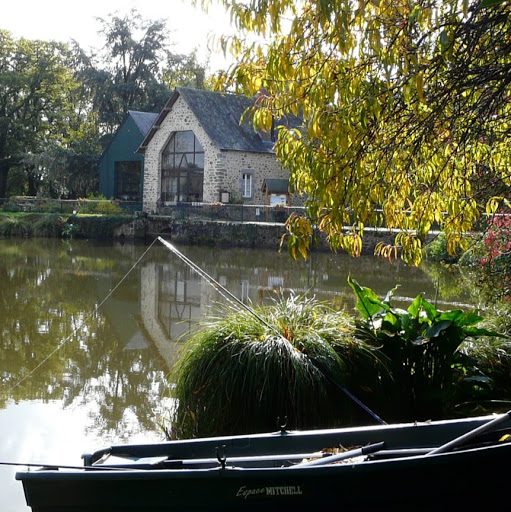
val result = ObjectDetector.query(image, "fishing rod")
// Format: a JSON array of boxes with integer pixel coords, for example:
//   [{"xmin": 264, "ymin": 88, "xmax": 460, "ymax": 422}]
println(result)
[
  {"xmin": 157, "ymin": 237, "xmax": 278, "ymax": 334},
  {"xmin": 157, "ymin": 237, "xmax": 386, "ymax": 425},
  {"xmin": 0, "ymin": 461, "xmax": 135, "ymax": 471}
]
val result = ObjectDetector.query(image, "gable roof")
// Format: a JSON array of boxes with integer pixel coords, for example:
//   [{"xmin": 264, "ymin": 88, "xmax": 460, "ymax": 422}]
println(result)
[
  {"xmin": 99, "ymin": 110, "xmax": 159, "ymax": 163},
  {"xmin": 137, "ymin": 87, "xmax": 300, "ymax": 154},
  {"xmin": 262, "ymin": 178, "xmax": 290, "ymax": 193},
  {"xmin": 129, "ymin": 110, "xmax": 159, "ymax": 135}
]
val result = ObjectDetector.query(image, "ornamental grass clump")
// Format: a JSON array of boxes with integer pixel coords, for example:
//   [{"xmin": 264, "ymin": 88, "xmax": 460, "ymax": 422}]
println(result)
[
  {"xmin": 168, "ymin": 294, "xmax": 378, "ymax": 439},
  {"xmin": 0, "ymin": 215, "xmax": 33, "ymax": 237},
  {"xmin": 33, "ymin": 214, "xmax": 64, "ymax": 237}
]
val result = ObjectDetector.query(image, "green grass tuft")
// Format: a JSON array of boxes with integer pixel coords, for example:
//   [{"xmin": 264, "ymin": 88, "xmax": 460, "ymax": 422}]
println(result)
[
  {"xmin": 168, "ymin": 293, "xmax": 379, "ymax": 439},
  {"xmin": 0, "ymin": 215, "xmax": 34, "ymax": 237}
]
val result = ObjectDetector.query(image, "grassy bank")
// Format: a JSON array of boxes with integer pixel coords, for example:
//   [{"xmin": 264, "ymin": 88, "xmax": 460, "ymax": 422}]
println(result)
[{"xmin": 0, "ymin": 212, "xmax": 134, "ymax": 239}]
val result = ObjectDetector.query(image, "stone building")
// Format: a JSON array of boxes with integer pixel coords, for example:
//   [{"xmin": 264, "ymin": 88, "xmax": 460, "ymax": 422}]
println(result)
[{"xmin": 137, "ymin": 87, "xmax": 301, "ymax": 213}]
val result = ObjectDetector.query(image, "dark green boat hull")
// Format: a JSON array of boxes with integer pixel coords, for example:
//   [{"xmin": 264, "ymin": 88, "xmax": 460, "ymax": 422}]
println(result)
[{"xmin": 17, "ymin": 414, "xmax": 511, "ymax": 511}]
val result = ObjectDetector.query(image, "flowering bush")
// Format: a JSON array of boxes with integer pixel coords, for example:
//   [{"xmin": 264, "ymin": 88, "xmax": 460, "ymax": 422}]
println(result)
[{"xmin": 478, "ymin": 213, "xmax": 511, "ymax": 301}]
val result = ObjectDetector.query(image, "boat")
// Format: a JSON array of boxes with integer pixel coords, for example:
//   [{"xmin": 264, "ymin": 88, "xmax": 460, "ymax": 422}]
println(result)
[{"xmin": 15, "ymin": 410, "xmax": 511, "ymax": 511}]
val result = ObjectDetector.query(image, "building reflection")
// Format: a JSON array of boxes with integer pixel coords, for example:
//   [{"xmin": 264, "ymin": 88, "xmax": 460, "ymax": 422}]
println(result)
[{"xmin": 0, "ymin": 239, "xmax": 472, "ymax": 438}]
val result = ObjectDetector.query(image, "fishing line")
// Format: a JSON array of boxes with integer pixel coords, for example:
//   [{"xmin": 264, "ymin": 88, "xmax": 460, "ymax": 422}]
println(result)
[
  {"xmin": 157, "ymin": 237, "xmax": 386, "ymax": 425},
  {"xmin": 6, "ymin": 238, "xmax": 160, "ymax": 396}
]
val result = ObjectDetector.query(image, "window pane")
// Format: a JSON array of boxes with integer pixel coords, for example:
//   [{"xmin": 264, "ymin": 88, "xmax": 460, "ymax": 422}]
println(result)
[
  {"xmin": 194, "ymin": 153, "xmax": 204, "ymax": 169},
  {"xmin": 242, "ymin": 173, "xmax": 252, "ymax": 198},
  {"xmin": 162, "ymin": 153, "xmax": 174, "ymax": 170},
  {"xmin": 176, "ymin": 153, "xmax": 192, "ymax": 169},
  {"xmin": 115, "ymin": 161, "xmax": 141, "ymax": 200},
  {"xmin": 161, "ymin": 131, "xmax": 204, "ymax": 202},
  {"xmin": 174, "ymin": 131, "xmax": 195, "ymax": 152}
]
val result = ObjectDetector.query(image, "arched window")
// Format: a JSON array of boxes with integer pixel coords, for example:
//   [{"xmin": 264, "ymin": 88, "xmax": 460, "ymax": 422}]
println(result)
[{"xmin": 161, "ymin": 131, "xmax": 204, "ymax": 203}]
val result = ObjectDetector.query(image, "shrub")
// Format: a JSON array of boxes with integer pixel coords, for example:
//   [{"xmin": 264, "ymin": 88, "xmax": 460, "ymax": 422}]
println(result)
[
  {"xmin": 77, "ymin": 195, "xmax": 124, "ymax": 215},
  {"xmin": 458, "ymin": 214, "xmax": 511, "ymax": 303},
  {"xmin": 348, "ymin": 277, "xmax": 500, "ymax": 421},
  {"xmin": 476, "ymin": 214, "xmax": 511, "ymax": 301},
  {"xmin": 2, "ymin": 202, "xmax": 20, "ymax": 213},
  {"xmin": 425, "ymin": 233, "xmax": 462, "ymax": 264}
]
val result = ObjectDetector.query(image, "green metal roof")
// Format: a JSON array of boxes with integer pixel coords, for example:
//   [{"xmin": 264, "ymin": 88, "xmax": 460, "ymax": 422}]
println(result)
[{"xmin": 262, "ymin": 179, "xmax": 290, "ymax": 193}]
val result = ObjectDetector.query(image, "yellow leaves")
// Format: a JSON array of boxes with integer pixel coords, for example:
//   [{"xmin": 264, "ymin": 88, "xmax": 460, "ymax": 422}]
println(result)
[
  {"xmin": 341, "ymin": 232, "xmax": 363, "ymax": 257},
  {"xmin": 374, "ymin": 242, "xmax": 399, "ymax": 264},
  {"xmin": 252, "ymin": 107, "xmax": 273, "ymax": 131},
  {"xmin": 283, "ymin": 213, "xmax": 316, "ymax": 260},
  {"xmin": 206, "ymin": 0, "xmax": 511, "ymax": 269},
  {"xmin": 445, "ymin": 233, "xmax": 464, "ymax": 257},
  {"xmin": 486, "ymin": 197, "xmax": 503, "ymax": 216},
  {"xmin": 308, "ymin": 115, "xmax": 322, "ymax": 139},
  {"xmin": 416, "ymin": 72, "xmax": 425, "ymax": 103},
  {"xmin": 395, "ymin": 233, "xmax": 423, "ymax": 267},
  {"xmin": 250, "ymin": 75, "xmax": 263, "ymax": 94},
  {"xmin": 408, "ymin": 5, "xmax": 422, "ymax": 27}
]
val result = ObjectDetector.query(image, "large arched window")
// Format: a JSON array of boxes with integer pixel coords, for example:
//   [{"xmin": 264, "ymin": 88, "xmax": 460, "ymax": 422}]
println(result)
[{"xmin": 161, "ymin": 130, "xmax": 204, "ymax": 203}]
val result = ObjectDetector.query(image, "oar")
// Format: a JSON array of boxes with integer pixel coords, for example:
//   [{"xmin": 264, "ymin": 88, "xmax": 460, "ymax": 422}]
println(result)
[
  {"xmin": 425, "ymin": 410, "xmax": 511, "ymax": 456},
  {"xmin": 5, "ymin": 461, "xmax": 136, "ymax": 471},
  {"xmin": 165, "ymin": 451, "xmax": 337, "ymax": 467},
  {"xmin": 292, "ymin": 441, "xmax": 385, "ymax": 467}
]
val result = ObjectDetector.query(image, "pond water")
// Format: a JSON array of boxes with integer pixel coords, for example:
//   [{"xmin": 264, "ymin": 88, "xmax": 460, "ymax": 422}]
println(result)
[{"xmin": 0, "ymin": 238, "xmax": 474, "ymax": 511}]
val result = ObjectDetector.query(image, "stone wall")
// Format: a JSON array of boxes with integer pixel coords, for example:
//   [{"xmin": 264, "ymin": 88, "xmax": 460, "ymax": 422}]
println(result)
[
  {"xmin": 221, "ymin": 150, "xmax": 290, "ymax": 205},
  {"xmin": 145, "ymin": 217, "xmax": 402, "ymax": 255},
  {"xmin": 143, "ymin": 95, "xmax": 213, "ymax": 212}
]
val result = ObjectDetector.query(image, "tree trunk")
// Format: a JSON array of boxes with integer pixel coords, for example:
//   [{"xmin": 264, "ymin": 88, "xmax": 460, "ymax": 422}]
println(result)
[
  {"xmin": 0, "ymin": 161, "xmax": 9, "ymax": 198},
  {"xmin": 27, "ymin": 169, "xmax": 38, "ymax": 196}
]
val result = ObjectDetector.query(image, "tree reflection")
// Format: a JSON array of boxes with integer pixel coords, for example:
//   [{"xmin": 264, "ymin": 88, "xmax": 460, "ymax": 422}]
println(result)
[
  {"xmin": 0, "ymin": 238, "xmax": 471, "ymax": 440},
  {"xmin": 0, "ymin": 239, "xmax": 169, "ymax": 438}
]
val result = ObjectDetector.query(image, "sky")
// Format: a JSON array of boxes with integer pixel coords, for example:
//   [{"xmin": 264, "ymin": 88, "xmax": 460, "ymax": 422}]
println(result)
[{"xmin": 1, "ymin": 0, "xmax": 235, "ymax": 71}]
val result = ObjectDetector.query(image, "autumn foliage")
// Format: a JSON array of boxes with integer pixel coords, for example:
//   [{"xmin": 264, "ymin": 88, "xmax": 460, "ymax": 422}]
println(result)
[{"xmin": 205, "ymin": 0, "xmax": 511, "ymax": 265}]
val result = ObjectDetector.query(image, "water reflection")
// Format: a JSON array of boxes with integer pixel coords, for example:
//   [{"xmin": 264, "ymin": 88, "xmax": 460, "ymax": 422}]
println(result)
[
  {"xmin": 0, "ymin": 238, "xmax": 473, "ymax": 511},
  {"xmin": 0, "ymin": 238, "xmax": 475, "ymax": 412}
]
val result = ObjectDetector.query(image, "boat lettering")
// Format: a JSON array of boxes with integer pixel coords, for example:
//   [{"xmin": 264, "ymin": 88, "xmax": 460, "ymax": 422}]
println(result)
[{"xmin": 236, "ymin": 485, "xmax": 303, "ymax": 499}]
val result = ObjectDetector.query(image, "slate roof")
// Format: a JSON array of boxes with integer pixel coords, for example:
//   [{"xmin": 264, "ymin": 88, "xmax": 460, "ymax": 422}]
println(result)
[
  {"xmin": 129, "ymin": 111, "xmax": 159, "ymax": 135},
  {"xmin": 137, "ymin": 87, "xmax": 301, "ymax": 154},
  {"xmin": 262, "ymin": 178, "xmax": 290, "ymax": 193}
]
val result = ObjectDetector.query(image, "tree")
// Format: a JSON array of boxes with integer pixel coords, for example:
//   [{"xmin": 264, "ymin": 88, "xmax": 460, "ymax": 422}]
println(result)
[
  {"xmin": 206, "ymin": 0, "xmax": 511, "ymax": 265},
  {"xmin": 92, "ymin": 10, "xmax": 174, "ymax": 133},
  {"xmin": 84, "ymin": 10, "xmax": 209, "ymax": 137},
  {"xmin": 0, "ymin": 31, "xmax": 81, "ymax": 197},
  {"xmin": 162, "ymin": 50, "xmax": 208, "ymax": 90}
]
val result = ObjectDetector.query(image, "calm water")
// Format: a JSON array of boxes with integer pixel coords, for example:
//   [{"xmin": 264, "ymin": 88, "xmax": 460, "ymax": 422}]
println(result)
[{"xmin": 0, "ymin": 238, "xmax": 473, "ymax": 511}]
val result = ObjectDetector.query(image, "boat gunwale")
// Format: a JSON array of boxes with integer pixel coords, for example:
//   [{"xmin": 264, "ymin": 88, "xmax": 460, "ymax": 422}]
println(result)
[
  {"xmin": 84, "ymin": 413, "xmax": 510, "ymax": 461},
  {"xmin": 16, "ymin": 436, "xmax": 511, "ymax": 483}
]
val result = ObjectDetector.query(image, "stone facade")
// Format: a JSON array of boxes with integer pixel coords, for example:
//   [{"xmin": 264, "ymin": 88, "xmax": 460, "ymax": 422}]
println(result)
[
  {"xmin": 221, "ymin": 151, "xmax": 289, "ymax": 205},
  {"xmin": 141, "ymin": 90, "xmax": 298, "ymax": 213}
]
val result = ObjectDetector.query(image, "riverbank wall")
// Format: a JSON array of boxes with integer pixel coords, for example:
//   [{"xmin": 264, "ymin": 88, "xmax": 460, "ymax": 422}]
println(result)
[
  {"xmin": 139, "ymin": 216, "xmax": 405, "ymax": 255},
  {"xmin": 0, "ymin": 212, "xmax": 426, "ymax": 255}
]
